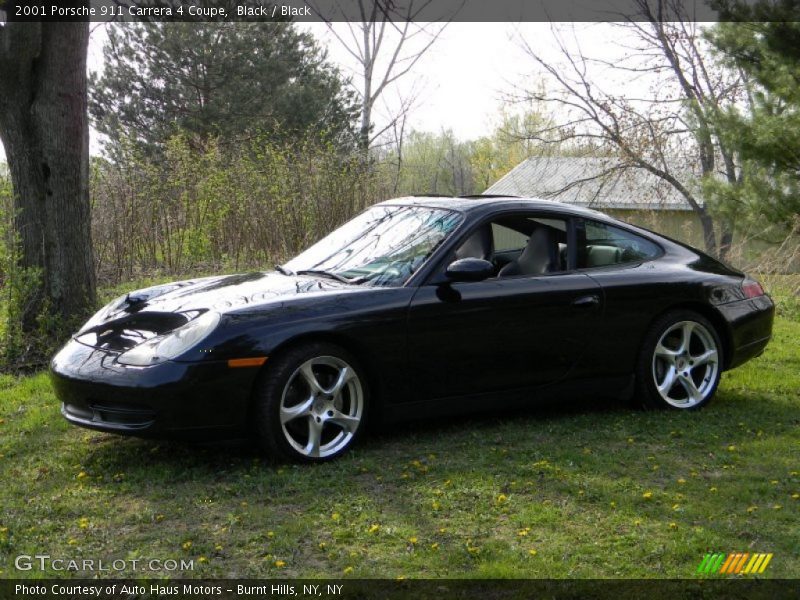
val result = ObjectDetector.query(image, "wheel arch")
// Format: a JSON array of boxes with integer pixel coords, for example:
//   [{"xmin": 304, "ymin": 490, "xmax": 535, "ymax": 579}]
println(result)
[
  {"xmin": 245, "ymin": 331, "xmax": 384, "ymax": 430},
  {"xmin": 646, "ymin": 302, "xmax": 733, "ymax": 370}
]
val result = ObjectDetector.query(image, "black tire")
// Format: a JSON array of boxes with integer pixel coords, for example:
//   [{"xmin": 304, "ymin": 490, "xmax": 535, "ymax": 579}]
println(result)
[
  {"xmin": 635, "ymin": 310, "xmax": 723, "ymax": 411},
  {"xmin": 253, "ymin": 342, "xmax": 368, "ymax": 462}
]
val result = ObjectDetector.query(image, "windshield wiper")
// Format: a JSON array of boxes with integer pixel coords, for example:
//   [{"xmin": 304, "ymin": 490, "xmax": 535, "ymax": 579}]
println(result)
[
  {"xmin": 296, "ymin": 269, "xmax": 362, "ymax": 284},
  {"xmin": 275, "ymin": 264, "xmax": 295, "ymax": 276}
]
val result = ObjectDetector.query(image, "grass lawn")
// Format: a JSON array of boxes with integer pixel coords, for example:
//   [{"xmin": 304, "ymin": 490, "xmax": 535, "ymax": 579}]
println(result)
[{"xmin": 0, "ymin": 292, "xmax": 798, "ymax": 579}]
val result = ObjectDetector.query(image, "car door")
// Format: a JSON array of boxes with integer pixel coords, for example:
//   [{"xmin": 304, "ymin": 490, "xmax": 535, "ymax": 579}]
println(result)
[{"xmin": 405, "ymin": 212, "xmax": 603, "ymax": 403}]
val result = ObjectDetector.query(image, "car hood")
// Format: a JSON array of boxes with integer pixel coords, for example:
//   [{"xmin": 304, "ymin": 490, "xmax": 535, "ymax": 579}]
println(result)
[
  {"xmin": 113, "ymin": 271, "xmax": 362, "ymax": 315},
  {"xmin": 74, "ymin": 271, "xmax": 367, "ymax": 351}
]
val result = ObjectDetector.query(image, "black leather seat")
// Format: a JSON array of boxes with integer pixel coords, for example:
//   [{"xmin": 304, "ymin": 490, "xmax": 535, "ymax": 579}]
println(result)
[
  {"xmin": 454, "ymin": 226, "xmax": 493, "ymax": 261},
  {"xmin": 499, "ymin": 227, "xmax": 557, "ymax": 277}
]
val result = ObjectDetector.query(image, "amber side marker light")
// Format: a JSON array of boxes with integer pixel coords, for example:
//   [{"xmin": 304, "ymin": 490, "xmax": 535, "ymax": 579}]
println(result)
[{"xmin": 228, "ymin": 357, "xmax": 268, "ymax": 368}]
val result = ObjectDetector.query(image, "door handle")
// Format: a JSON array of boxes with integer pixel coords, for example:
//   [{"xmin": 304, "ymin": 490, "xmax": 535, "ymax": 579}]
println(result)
[{"xmin": 572, "ymin": 294, "xmax": 600, "ymax": 307}]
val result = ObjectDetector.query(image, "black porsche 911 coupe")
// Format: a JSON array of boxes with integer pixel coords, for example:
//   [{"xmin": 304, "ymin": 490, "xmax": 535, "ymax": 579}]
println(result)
[{"xmin": 51, "ymin": 196, "xmax": 774, "ymax": 461}]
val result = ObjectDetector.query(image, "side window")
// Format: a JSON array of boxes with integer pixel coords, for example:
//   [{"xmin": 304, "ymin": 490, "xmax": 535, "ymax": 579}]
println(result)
[
  {"xmin": 449, "ymin": 213, "xmax": 571, "ymax": 278},
  {"xmin": 492, "ymin": 223, "xmax": 527, "ymax": 252},
  {"xmin": 493, "ymin": 215, "xmax": 569, "ymax": 277},
  {"xmin": 581, "ymin": 220, "xmax": 661, "ymax": 268}
]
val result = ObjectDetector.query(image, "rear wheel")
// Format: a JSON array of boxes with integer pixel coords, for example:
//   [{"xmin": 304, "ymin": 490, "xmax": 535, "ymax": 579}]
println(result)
[
  {"xmin": 254, "ymin": 342, "xmax": 367, "ymax": 462},
  {"xmin": 636, "ymin": 311, "xmax": 722, "ymax": 410}
]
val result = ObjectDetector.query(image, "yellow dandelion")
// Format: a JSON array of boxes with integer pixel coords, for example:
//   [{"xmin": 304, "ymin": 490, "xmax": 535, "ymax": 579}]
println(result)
[
  {"xmin": 772, "ymin": 504, "xmax": 782, "ymax": 510},
  {"xmin": 642, "ymin": 491, "xmax": 653, "ymax": 500},
  {"xmin": 430, "ymin": 542, "xmax": 439, "ymax": 550},
  {"xmin": 677, "ymin": 478, "xmax": 686, "ymax": 484},
  {"xmin": 517, "ymin": 529, "xmax": 528, "ymax": 536},
  {"xmin": 439, "ymin": 527, "xmax": 447, "ymax": 534},
  {"xmin": 78, "ymin": 518, "xmax": 89, "ymax": 529},
  {"xmin": 672, "ymin": 504, "xmax": 680, "ymax": 511},
  {"xmin": 77, "ymin": 471, "xmax": 87, "ymax": 480},
  {"xmin": 727, "ymin": 445, "xmax": 737, "ymax": 452},
  {"xmin": 331, "ymin": 512, "xmax": 341, "ymax": 522},
  {"xmin": 182, "ymin": 541, "xmax": 192, "ymax": 551},
  {"xmin": 368, "ymin": 524, "xmax": 380, "ymax": 534},
  {"xmin": 669, "ymin": 522, "xmax": 677, "ymax": 529},
  {"xmin": 267, "ymin": 531, "xmax": 275, "ymax": 538},
  {"xmin": 528, "ymin": 549, "xmax": 538, "ymax": 556},
  {"xmin": 198, "ymin": 556, "xmax": 208, "ymax": 564},
  {"xmin": 67, "ymin": 538, "xmax": 77, "ymax": 546},
  {"xmin": 610, "ymin": 501, "xmax": 616, "ymax": 508},
  {"xmin": 627, "ymin": 437, "xmax": 634, "ymax": 444},
  {"xmin": 496, "ymin": 493, "xmax": 508, "ymax": 505},
  {"xmin": 746, "ymin": 506, "xmax": 758, "ymax": 513},
  {"xmin": 274, "ymin": 560, "xmax": 286, "ymax": 568},
  {"xmin": 709, "ymin": 487, "xmax": 718, "ymax": 493},
  {"xmin": 318, "ymin": 542, "xmax": 326, "ymax": 550},
  {"xmin": 343, "ymin": 566, "xmax": 354, "ymax": 575},
  {"xmin": 408, "ymin": 536, "xmax": 418, "ymax": 544},
  {"xmin": 770, "ymin": 480, "xmax": 779, "ymax": 484},
  {"xmin": 792, "ymin": 493, "xmax": 799, "ymax": 500},
  {"xmin": 633, "ymin": 519, "xmax": 642, "ymax": 526},
  {"xmin": 155, "ymin": 514, "xmax": 165, "ymax": 522},
  {"xmin": 214, "ymin": 544, "xmax": 223, "ymax": 552},
  {"xmin": 432, "ymin": 500, "xmax": 441, "ymax": 510},
  {"xmin": 240, "ymin": 501, "xmax": 248, "ymax": 507}
]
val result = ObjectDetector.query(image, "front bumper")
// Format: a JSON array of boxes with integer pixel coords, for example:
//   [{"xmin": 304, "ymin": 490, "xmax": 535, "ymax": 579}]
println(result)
[
  {"xmin": 717, "ymin": 294, "xmax": 775, "ymax": 370},
  {"xmin": 50, "ymin": 339, "xmax": 261, "ymax": 440}
]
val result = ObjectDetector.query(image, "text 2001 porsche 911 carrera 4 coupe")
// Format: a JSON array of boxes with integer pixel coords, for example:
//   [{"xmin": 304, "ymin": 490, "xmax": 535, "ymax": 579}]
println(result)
[{"xmin": 51, "ymin": 196, "xmax": 774, "ymax": 461}]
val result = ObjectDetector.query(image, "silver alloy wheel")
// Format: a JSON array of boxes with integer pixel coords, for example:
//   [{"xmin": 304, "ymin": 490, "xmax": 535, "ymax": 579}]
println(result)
[
  {"xmin": 279, "ymin": 355, "xmax": 364, "ymax": 458},
  {"xmin": 652, "ymin": 320, "xmax": 719, "ymax": 408}
]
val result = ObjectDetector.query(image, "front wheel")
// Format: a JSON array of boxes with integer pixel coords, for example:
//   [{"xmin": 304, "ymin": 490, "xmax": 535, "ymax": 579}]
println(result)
[
  {"xmin": 636, "ymin": 311, "xmax": 722, "ymax": 410},
  {"xmin": 254, "ymin": 342, "xmax": 368, "ymax": 462}
]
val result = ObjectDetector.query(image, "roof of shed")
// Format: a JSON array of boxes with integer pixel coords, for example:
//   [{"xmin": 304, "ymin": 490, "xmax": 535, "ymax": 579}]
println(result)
[{"xmin": 485, "ymin": 156, "xmax": 694, "ymax": 212}]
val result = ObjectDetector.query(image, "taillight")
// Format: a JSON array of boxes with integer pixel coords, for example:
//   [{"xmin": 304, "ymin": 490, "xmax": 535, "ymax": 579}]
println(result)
[{"xmin": 742, "ymin": 278, "xmax": 765, "ymax": 299}]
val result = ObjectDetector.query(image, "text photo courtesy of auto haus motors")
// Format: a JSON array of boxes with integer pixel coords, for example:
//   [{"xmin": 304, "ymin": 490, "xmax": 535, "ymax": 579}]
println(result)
[{"xmin": 52, "ymin": 197, "xmax": 774, "ymax": 462}]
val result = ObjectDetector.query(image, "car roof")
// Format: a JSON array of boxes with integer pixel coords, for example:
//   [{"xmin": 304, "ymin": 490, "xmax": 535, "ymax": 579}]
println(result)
[{"xmin": 378, "ymin": 195, "xmax": 616, "ymax": 221}]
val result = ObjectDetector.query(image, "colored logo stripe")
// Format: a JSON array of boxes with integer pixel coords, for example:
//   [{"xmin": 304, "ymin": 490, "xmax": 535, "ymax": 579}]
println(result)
[{"xmin": 697, "ymin": 553, "xmax": 773, "ymax": 575}]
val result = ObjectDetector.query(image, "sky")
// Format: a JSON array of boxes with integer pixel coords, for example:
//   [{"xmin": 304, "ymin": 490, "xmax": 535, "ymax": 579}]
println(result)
[{"xmin": 0, "ymin": 22, "xmax": 630, "ymax": 161}]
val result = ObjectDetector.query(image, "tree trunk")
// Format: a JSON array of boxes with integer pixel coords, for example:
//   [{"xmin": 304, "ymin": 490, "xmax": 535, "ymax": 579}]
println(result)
[{"xmin": 0, "ymin": 21, "xmax": 96, "ymax": 352}]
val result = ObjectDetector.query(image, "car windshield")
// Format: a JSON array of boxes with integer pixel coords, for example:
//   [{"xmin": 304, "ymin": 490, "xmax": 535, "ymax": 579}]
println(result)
[{"xmin": 283, "ymin": 205, "xmax": 463, "ymax": 286}]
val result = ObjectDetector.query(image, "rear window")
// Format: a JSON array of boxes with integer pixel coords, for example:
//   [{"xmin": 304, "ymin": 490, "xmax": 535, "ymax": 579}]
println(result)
[{"xmin": 581, "ymin": 220, "xmax": 661, "ymax": 268}]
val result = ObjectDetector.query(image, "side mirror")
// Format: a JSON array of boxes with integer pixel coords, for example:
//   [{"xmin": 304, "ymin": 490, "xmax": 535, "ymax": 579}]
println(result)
[{"xmin": 445, "ymin": 258, "xmax": 494, "ymax": 282}]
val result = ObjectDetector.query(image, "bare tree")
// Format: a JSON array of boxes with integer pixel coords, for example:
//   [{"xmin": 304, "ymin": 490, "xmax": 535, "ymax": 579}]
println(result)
[
  {"xmin": 0, "ymin": 11, "xmax": 96, "ymax": 361},
  {"xmin": 316, "ymin": 0, "xmax": 451, "ymax": 154},
  {"xmin": 516, "ymin": 1, "xmax": 744, "ymax": 259}
]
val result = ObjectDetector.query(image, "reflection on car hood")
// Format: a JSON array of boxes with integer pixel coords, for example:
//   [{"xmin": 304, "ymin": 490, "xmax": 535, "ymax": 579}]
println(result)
[{"xmin": 117, "ymin": 271, "xmax": 360, "ymax": 315}]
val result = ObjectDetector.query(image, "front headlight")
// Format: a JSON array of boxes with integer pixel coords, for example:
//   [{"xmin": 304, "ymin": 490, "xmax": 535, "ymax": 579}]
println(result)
[{"xmin": 117, "ymin": 311, "xmax": 221, "ymax": 366}]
